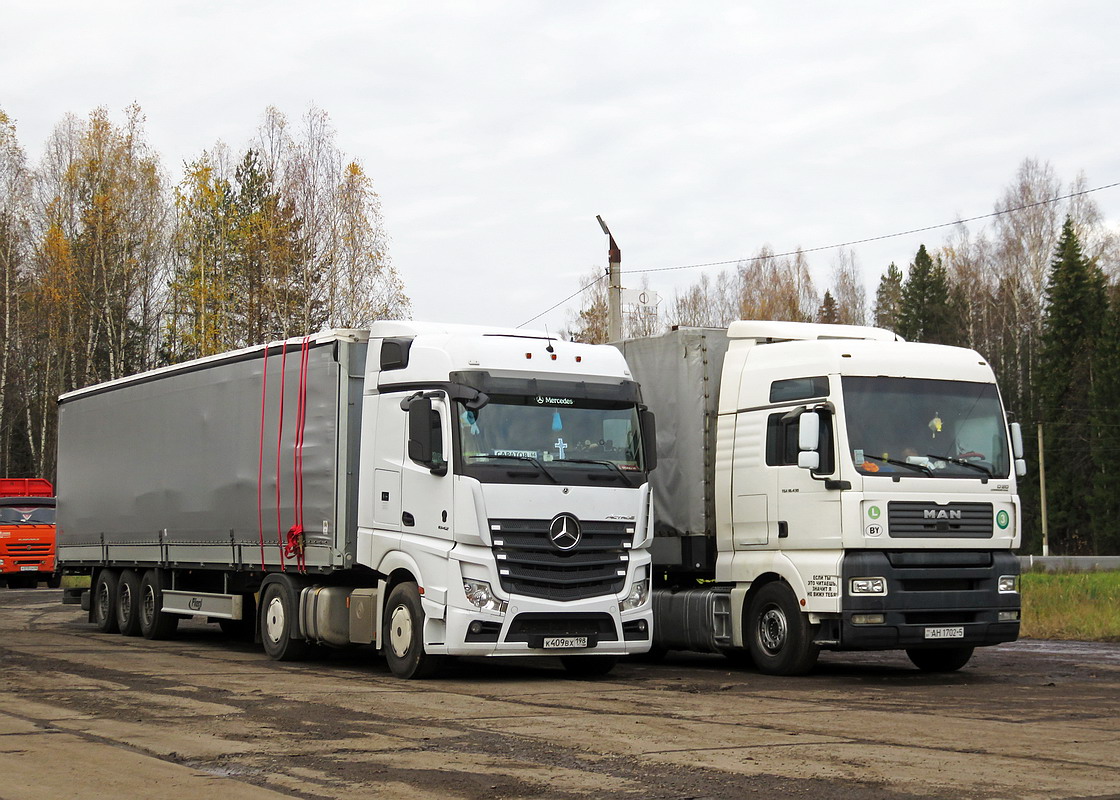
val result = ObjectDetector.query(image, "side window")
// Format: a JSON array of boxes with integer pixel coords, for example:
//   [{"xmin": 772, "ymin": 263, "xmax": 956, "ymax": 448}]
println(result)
[
  {"xmin": 765, "ymin": 411, "xmax": 835, "ymax": 472},
  {"xmin": 769, "ymin": 376, "xmax": 829, "ymax": 404}
]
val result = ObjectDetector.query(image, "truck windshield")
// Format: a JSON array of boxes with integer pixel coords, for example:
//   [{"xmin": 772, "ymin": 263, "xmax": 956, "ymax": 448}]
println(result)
[
  {"xmin": 0, "ymin": 504, "xmax": 56, "ymax": 524},
  {"xmin": 842, "ymin": 376, "xmax": 1010, "ymax": 479},
  {"xmin": 457, "ymin": 396, "xmax": 645, "ymax": 483}
]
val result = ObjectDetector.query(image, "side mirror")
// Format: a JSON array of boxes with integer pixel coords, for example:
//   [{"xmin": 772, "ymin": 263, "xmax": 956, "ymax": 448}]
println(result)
[
  {"xmin": 640, "ymin": 408, "xmax": 657, "ymax": 471},
  {"xmin": 1009, "ymin": 422, "xmax": 1027, "ymax": 477},
  {"xmin": 406, "ymin": 395, "xmax": 446, "ymax": 476},
  {"xmin": 1009, "ymin": 422, "xmax": 1024, "ymax": 459},
  {"xmin": 797, "ymin": 411, "xmax": 820, "ymax": 470}
]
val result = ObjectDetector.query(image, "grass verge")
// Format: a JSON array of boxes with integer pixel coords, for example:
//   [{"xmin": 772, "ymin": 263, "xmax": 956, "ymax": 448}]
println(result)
[{"xmin": 1021, "ymin": 571, "xmax": 1120, "ymax": 642}]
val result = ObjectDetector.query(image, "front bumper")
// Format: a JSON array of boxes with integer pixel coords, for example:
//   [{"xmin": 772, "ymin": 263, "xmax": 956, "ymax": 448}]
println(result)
[
  {"xmin": 437, "ymin": 598, "xmax": 652, "ymax": 657},
  {"xmin": 837, "ymin": 550, "xmax": 1020, "ymax": 650}
]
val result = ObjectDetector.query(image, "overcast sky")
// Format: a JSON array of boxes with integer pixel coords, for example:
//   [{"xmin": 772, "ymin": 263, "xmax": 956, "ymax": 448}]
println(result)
[{"xmin": 4, "ymin": 1, "xmax": 1119, "ymax": 335}]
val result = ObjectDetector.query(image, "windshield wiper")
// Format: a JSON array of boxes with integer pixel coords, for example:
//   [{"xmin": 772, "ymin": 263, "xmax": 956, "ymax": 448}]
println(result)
[
  {"xmin": 925, "ymin": 453, "xmax": 993, "ymax": 478},
  {"xmin": 862, "ymin": 453, "xmax": 934, "ymax": 477},
  {"xmin": 553, "ymin": 458, "xmax": 635, "ymax": 487},
  {"xmin": 467, "ymin": 454, "xmax": 559, "ymax": 483}
]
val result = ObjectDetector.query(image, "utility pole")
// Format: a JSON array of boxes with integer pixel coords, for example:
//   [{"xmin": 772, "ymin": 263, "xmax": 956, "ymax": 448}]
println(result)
[
  {"xmin": 1038, "ymin": 422, "xmax": 1049, "ymax": 556},
  {"xmin": 596, "ymin": 215, "xmax": 622, "ymax": 342}
]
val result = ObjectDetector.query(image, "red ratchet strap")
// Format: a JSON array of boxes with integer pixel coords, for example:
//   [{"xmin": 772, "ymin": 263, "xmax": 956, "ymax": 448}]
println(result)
[
  {"xmin": 284, "ymin": 336, "xmax": 311, "ymax": 572},
  {"xmin": 275, "ymin": 342, "xmax": 288, "ymax": 571},
  {"xmin": 257, "ymin": 343, "xmax": 270, "ymax": 571}
]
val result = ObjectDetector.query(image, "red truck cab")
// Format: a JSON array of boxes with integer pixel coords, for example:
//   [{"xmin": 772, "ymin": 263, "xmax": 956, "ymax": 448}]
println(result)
[{"xmin": 0, "ymin": 478, "xmax": 57, "ymax": 588}]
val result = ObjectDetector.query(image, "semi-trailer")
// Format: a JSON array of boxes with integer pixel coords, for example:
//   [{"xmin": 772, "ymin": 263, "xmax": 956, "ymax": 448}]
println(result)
[
  {"xmin": 57, "ymin": 323, "xmax": 656, "ymax": 678},
  {"xmin": 614, "ymin": 321, "xmax": 1023, "ymax": 674}
]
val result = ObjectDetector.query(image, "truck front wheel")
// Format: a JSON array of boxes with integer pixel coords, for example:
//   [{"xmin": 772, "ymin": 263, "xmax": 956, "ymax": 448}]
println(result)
[
  {"xmin": 93, "ymin": 570, "xmax": 120, "ymax": 633},
  {"xmin": 906, "ymin": 647, "xmax": 974, "ymax": 673},
  {"xmin": 383, "ymin": 581, "xmax": 444, "ymax": 679},
  {"xmin": 746, "ymin": 582, "xmax": 820, "ymax": 676}
]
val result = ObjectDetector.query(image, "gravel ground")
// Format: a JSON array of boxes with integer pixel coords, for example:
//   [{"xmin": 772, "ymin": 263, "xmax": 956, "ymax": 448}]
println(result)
[{"xmin": 1, "ymin": 588, "xmax": 1118, "ymax": 800}]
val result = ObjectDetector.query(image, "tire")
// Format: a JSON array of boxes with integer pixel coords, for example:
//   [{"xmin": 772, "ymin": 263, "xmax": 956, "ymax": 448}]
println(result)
[
  {"xmin": 260, "ymin": 582, "xmax": 310, "ymax": 661},
  {"xmin": 115, "ymin": 569, "xmax": 143, "ymax": 636},
  {"xmin": 560, "ymin": 656, "xmax": 618, "ymax": 678},
  {"xmin": 93, "ymin": 570, "xmax": 120, "ymax": 633},
  {"xmin": 47, "ymin": 572, "xmax": 62, "ymax": 589},
  {"xmin": 138, "ymin": 569, "xmax": 179, "ymax": 640},
  {"xmin": 906, "ymin": 646, "xmax": 974, "ymax": 673},
  {"xmin": 746, "ymin": 582, "xmax": 820, "ymax": 676},
  {"xmin": 383, "ymin": 581, "xmax": 444, "ymax": 679}
]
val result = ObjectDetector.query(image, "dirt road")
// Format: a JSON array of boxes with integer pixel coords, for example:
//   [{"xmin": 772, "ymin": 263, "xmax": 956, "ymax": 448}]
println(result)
[{"xmin": 1, "ymin": 589, "xmax": 1117, "ymax": 800}]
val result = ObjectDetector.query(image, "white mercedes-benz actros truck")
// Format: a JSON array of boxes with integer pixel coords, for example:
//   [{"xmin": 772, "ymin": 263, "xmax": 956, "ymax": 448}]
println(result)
[
  {"xmin": 57, "ymin": 322, "xmax": 656, "ymax": 678},
  {"xmin": 615, "ymin": 321, "xmax": 1024, "ymax": 674}
]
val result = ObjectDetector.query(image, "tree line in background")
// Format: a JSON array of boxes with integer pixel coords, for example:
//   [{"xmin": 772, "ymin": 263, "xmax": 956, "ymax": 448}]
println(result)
[
  {"xmin": 0, "ymin": 104, "xmax": 409, "ymax": 479},
  {"xmin": 567, "ymin": 159, "xmax": 1120, "ymax": 555}
]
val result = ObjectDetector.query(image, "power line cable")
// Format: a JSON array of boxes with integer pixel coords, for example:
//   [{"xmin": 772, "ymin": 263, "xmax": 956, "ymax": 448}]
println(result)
[
  {"xmin": 518, "ymin": 270, "xmax": 609, "ymax": 329},
  {"xmin": 519, "ymin": 179, "xmax": 1120, "ymax": 327}
]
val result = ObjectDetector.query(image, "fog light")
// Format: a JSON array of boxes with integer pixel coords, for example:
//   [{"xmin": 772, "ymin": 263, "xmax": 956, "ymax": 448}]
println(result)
[
  {"xmin": 619, "ymin": 578, "xmax": 650, "ymax": 612},
  {"xmin": 998, "ymin": 575, "xmax": 1019, "ymax": 593},
  {"xmin": 850, "ymin": 577, "xmax": 886, "ymax": 595},
  {"xmin": 998, "ymin": 610, "xmax": 1020, "ymax": 622},
  {"xmin": 852, "ymin": 614, "xmax": 885, "ymax": 625},
  {"xmin": 463, "ymin": 579, "xmax": 507, "ymax": 613}
]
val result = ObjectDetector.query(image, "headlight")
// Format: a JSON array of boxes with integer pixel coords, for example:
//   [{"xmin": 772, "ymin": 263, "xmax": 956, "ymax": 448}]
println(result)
[
  {"xmin": 998, "ymin": 610, "xmax": 1020, "ymax": 621},
  {"xmin": 619, "ymin": 578, "xmax": 650, "ymax": 612},
  {"xmin": 463, "ymin": 579, "xmax": 507, "ymax": 613},
  {"xmin": 849, "ymin": 577, "xmax": 886, "ymax": 595},
  {"xmin": 998, "ymin": 575, "xmax": 1019, "ymax": 593}
]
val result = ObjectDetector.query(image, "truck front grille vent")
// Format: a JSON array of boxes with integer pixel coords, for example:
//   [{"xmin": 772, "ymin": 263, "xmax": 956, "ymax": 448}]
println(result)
[
  {"xmin": 888, "ymin": 502, "xmax": 993, "ymax": 538},
  {"xmin": 490, "ymin": 518, "xmax": 630, "ymax": 601}
]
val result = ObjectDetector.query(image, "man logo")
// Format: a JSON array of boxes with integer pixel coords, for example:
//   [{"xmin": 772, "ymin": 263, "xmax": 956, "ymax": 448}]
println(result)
[
  {"xmin": 924, "ymin": 509, "xmax": 962, "ymax": 520},
  {"xmin": 548, "ymin": 513, "xmax": 582, "ymax": 551}
]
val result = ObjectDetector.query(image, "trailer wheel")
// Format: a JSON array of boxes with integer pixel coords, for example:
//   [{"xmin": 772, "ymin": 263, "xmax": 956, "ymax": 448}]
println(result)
[
  {"xmin": 260, "ymin": 582, "xmax": 309, "ymax": 661},
  {"xmin": 139, "ymin": 569, "xmax": 179, "ymax": 640},
  {"xmin": 906, "ymin": 646, "xmax": 974, "ymax": 673},
  {"xmin": 746, "ymin": 582, "xmax": 819, "ymax": 675},
  {"xmin": 115, "ymin": 569, "xmax": 143, "ymax": 636},
  {"xmin": 93, "ymin": 570, "xmax": 120, "ymax": 633},
  {"xmin": 383, "ymin": 581, "xmax": 444, "ymax": 679},
  {"xmin": 560, "ymin": 656, "xmax": 618, "ymax": 678}
]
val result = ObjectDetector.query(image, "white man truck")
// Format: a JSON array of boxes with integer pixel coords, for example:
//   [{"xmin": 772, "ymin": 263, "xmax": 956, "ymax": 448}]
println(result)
[
  {"xmin": 57, "ymin": 323, "xmax": 656, "ymax": 678},
  {"xmin": 614, "ymin": 321, "xmax": 1023, "ymax": 674}
]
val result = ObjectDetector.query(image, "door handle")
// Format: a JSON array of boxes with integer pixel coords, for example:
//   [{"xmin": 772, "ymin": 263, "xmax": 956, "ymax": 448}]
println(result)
[
  {"xmin": 402, "ymin": 512, "xmax": 415, "ymax": 527},
  {"xmin": 778, "ymin": 521, "xmax": 789, "ymax": 539}
]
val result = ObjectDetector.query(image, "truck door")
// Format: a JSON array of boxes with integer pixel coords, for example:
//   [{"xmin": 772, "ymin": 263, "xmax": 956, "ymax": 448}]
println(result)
[
  {"xmin": 769, "ymin": 410, "xmax": 843, "ymax": 548},
  {"xmin": 730, "ymin": 411, "xmax": 776, "ymax": 547},
  {"xmin": 399, "ymin": 395, "xmax": 454, "ymax": 540}
]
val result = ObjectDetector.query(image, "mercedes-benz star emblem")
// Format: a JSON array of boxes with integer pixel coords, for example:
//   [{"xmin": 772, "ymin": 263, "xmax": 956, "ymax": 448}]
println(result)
[{"xmin": 548, "ymin": 513, "xmax": 582, "ymax": 551}]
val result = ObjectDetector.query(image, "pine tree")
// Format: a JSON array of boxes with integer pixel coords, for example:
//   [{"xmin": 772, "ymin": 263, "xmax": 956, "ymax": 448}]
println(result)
[
  {"xmin": 818, "ymin": 290, "xmax": 839, "ymax": 324},
  {"xmin": 1089, "ymin": 288, "xmax": 1120, "ymax": 554},
  {"xmin": 1038, "ymin": 218, "xmax": 1107, "ymax": 554},
  {"xmin": 899, "ymin": 245, "xmax": 955, "ymax": 343},
  {"xmin": 874, "ymin": 263, "xmax": 904, "ymax": 332}
]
